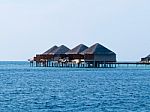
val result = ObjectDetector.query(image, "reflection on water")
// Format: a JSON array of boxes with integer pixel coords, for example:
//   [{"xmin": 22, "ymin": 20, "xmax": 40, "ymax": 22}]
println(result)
[{"xmin": 0, "ymin": 61, "xmax": 150, "ymax": 112}]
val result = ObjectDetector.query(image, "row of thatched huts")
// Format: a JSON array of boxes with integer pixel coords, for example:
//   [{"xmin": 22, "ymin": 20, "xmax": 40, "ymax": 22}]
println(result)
[{"xmin": 32, "ymin": 43, "xmax": 116, "ymax": 68}]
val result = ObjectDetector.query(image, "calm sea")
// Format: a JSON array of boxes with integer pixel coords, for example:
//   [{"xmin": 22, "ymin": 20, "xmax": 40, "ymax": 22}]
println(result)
[{"xmin": 0, "ymin": 61, "xmax": 150, "ymax": 112}]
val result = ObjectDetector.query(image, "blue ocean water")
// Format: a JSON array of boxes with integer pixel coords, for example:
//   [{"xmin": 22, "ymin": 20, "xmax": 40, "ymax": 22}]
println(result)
[{"xmin": 0, "ymin": 61, "xmax": 150, "ymax": 112}]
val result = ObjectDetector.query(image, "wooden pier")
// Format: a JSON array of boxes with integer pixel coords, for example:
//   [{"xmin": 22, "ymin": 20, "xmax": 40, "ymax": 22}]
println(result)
[{"xmin": 29, "ymin": 61, "xmax": 150, "ymax": 68}]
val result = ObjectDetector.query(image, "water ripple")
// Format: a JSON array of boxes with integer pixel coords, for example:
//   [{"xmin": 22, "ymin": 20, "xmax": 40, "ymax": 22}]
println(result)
[{"xmin": 0, "ymin": 62, "xmax": 150, "ymax": 111}]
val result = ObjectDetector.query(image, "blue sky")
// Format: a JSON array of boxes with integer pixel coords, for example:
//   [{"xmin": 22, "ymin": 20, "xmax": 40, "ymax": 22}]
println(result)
[{"xmin": 0, "ymin": 0, "xmax": 150, "ymax": 61}]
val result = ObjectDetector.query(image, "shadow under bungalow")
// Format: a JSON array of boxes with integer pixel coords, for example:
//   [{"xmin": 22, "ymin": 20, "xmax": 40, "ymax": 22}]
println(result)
[{"xmin": 31, "ymin": 43, "xmax": 117, "ymax": 68}]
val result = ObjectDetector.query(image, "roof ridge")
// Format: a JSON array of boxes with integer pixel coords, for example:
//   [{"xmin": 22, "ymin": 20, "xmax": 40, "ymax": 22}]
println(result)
[
  {"xmin": 52, "ymin": 45, "xmax": 70, "ymax": 55},
  {"xmin": 43, "ymin": 45, "xmax": 58, "ymax": 54},
  {"xmin": 92, "ymin": 43, "xmax": 99, "ymax": 53},
  {"xmin": 66, "ymin": 44, "xmax": 88, "ymax": 54},
  {"xmin": 80, "ymin": 43, "xmax": 115, "ymax": 54},
  {"xmin": 77, "ymin": 44, "xmax": 84, "ymax": 53}
]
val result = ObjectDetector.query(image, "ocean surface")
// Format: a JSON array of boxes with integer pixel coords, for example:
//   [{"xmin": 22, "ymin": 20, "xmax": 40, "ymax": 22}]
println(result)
[{"xmin": 0, "ymin": 61, "xmax": 150, "ymax": 112}]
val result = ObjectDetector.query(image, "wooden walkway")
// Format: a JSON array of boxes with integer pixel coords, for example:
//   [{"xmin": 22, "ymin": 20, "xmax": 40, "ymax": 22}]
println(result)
[{"xmin": 30, "ymin": 61, "xmax": 150, "ymax": 68}]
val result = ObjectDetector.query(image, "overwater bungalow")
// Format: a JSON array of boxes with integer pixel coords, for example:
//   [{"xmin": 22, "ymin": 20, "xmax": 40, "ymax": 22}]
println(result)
[
  {"xmin": 33, "ymin": 45, "xmax": 70, "ymax": 67},
  {"xmin": 141, "ymin": 55, "xmax": 150, "ymax": 63},
  {"xmin": 34, "ymin": 45, "xmax": 58, "ymax": 62},
  {"xmin": 80, "ymin": 43, "xmax": 116, "ymax": 67},
  {"xmin": 51, "ymin": 45, "xmax": 70, "ymax": 61},
  {"xmin": 31, "ymin": 43, "xmax": 117, "ymax": 68},
  {"xmin": 33, "ymin": 45, "xmax": 59, "ymax": 67},
  {"xmin": 65, "ymin": 44, "xmax": 88, "ymax": 63}
]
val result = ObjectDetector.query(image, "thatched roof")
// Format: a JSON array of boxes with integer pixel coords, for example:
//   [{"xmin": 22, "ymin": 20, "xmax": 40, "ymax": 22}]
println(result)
[
  {"xmin": 51, "ymin": 45, "xmax": 70, "ymax": 55},
  {"xmin": 80, "ymin": 43, "xmax": 115, "ymax": 55},
  {"xmin": 43, "ymin": 45, "xmax": 58, "ymax": 54},
  {"xmin": 66, "ymin": 44, "xmax": 88, "ymax": 54}
]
